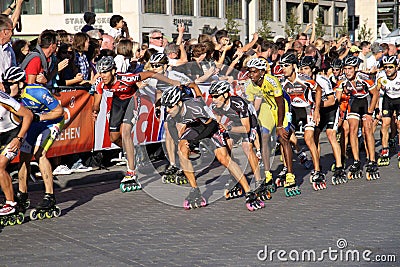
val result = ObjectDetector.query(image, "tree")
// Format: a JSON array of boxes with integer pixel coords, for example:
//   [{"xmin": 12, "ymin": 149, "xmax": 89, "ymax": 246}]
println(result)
[
  {"xmin": 257, "ymin": 19, "xmax": 273, "ymax": 40},
  {"xmin": 224, "ymin": 11, "xmax": 241, "ymax": 40},
  {"xmin": 284, "ymin": 8, "xmax": 301, "ymax": 38},
  {"xmin": 314, "ymin": 17, "xmax": 325, "ymax": 38},
  {"xmin": 358, "ymin": 19, "xmax": 373, "ymax": 42}
]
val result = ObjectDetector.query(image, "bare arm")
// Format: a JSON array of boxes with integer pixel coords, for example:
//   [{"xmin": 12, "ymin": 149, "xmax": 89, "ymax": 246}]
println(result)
[
  {"xmin": 38, "ymin": 104, "xmax": 64, "ymax": 121},
  {"xmin": 241, "ymin": 32, "xmax": 259, "ymax": 52}
]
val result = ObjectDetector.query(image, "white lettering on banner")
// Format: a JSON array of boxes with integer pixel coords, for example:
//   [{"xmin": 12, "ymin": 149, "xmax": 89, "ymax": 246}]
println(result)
[
  {"xmin": 57, "ymin": 127, "xmax": 81, "ymax": 141},
  {"xmin": 63, "ymin": 107, "xmax": 71, "ymax": 125}
]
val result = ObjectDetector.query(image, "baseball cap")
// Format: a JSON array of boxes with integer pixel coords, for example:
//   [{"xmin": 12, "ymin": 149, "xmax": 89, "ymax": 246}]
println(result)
[
  {"xmin": 371, "ymin": 44, "xmax": 383, "ymax": 54},
  {"xmin": 349, "ymin": 45, "xmax": 361, "ymax": 53}
]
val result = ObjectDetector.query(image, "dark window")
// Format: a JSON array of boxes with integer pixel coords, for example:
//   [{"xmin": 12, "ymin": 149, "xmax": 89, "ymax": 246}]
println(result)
[
  {"xmin": 1, "ymin": 0, "xmax": 42, "ymax": 14},
  {"xmin": 64, "ymin": 0, "xmax": 112, "ymax": 14},
  {"xmin": 201, "ymin": 0, "xmax": 219, "ymax": 17},
  {"xmin": 174, "ymin": 0, "xmax": 194, "ymax": 15},
  {"xmin": 226, "ymin": 0, "xmax": 242, "ymax": 19},
  {"xmin": 143, "ymin": 0, "xmax": 166, "ymax": 14},
  {"xmin": 259, "ymin": 0, "xmax": 273, "ymax": 21}
]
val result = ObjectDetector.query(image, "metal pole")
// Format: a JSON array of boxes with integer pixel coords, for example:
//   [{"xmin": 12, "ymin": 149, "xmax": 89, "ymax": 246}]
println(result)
[{"xmin": 246, "ymin": 0, "xmax": 252, "ymax": 42}]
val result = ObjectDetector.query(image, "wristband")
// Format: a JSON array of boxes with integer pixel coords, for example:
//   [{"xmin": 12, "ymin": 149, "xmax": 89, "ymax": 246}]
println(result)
[
  {"xmin": 226, "ymin": 125, "xmax": 232, "ymax": 131},
  {"xmin": 366, "ymin": 112, "xmax": 373, "ymax": 116},
  {"xmin": 8, "ymin": 5, "xmax": 15, "ymax": 11},
  {"xmin": 33, "ymin": 114, "xmax": 40, "ymax": 122},
  {"xmin": 374, "ymin": 108, "xmax": 380, "ymax": 115},
  {"xmin": 16, "ymin": 137, "xmax": 24, "ymax": 143}
]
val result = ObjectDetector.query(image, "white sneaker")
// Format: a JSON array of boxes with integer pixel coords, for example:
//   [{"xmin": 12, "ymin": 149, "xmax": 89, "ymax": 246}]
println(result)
[
  {"xmin": 71, "ymin": 163, "xmax": 93, "ymax": 172},
  {"xmin": 0, "ymin": 203, "xmax": 16, "ymax": 215},
  {"xmin": 53, "ymin": 165, "xmax": 72, "ymax": 175}
]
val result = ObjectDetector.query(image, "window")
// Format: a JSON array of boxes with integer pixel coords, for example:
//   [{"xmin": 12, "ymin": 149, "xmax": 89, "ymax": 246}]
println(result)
[
  {"xmin": 64, "ymin": 0, "xmax": 112, "ymax": 14},
  {"xmin": 303, "ymin": 4, "xmax": 313, "ymax": 24},
  {"xmin": 174, "ymin": 0, "xmax": 193, "ymax": 15},
  {"xmin": 143, "ymin": 0, "xmax": 166, "ymax": 14},
  {"xmin": 335, "ymin": 7, "xmax": 344, "ymax": 26},
  {"xmin": 0, "ymin": 0, "xmax": 42, "ymax": 14},
  {"xmin": 286, "ymin": 2, "xmax": 298, "ymax": 22},
  {"xmin": 201, "ymin": 0, "xmax": 219, "ymax": 17},
  {"xmin": 319, "ymin": 6, "xmax": 330, "ymax": 25},
  {"xmin": 259, "ymin": 0, "xmax": 273, "ymax": 21},
  {"xmin": 226, "ymin": 0, "xmax": 242, "ymax": 19}
]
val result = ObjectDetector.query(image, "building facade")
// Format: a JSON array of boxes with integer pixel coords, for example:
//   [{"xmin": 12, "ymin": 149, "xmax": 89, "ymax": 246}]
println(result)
[{"xmin": 3, "ymin": 0, "xmax": 348, "ymax": 42}]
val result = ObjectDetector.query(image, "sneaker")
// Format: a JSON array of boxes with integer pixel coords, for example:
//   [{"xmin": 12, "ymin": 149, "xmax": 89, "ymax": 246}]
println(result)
[
  {"xmin": 53, "ymin": 165, "xmax": 72, "ymax": 175},
  {"xmin": 0, "ymin": 203, "xmax": 16, "ymax": 215},
  {"xmin": 71, "ymin": 159, "xmax": 93, "ymax": 173}
]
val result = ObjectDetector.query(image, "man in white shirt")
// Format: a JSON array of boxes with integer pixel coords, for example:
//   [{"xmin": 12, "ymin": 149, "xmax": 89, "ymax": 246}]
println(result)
[
  {"xmin": 366, "ymin": 43, "xmax": 383, "ymax": 77},
  {"xmin": 149, "ymin": 29, "xmax": 164, "ymax": 53},
  {"xmin": 358, "ymin": 41, "xmax": 371, "ymax": 72}
]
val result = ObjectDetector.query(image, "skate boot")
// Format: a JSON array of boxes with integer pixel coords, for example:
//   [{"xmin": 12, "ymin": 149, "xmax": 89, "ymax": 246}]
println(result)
[
  {"xmin": 224, "ymin": 178, "xmax": 244, "ymax": 200},
  {"xmin": 245, "ymin": 190, "xmax": 264, "ymax": 211},
  {"xmin": 347, "ymin": 160, "xmax": 362, "ymax": 180},
  {"xmin": 377, "ymin": 148, "xmax": 390, "ymax": 167},
  {"xmin": 310, "ymin": 171, "xmax": 327, "ymax": 191},
  {"xmin": 398, "ymin": 152, "xmax": 400, "ymax": 169},
  {"xmin": 120, "ymin": 171, "xmax": 142, "ymax": 192},
  {"xmin": 14, "ymin": 190, "xmax": 30, "ymax": 213},
  {"xmin": 331, "ymin": 167, "xmax": 348, "ymax": 185},
  {"xmin": 275, "ymin": 166, "xmax": 287, "ymax": 188},
  {"xmin": 29, "ymin": 193, "xmax": 61, "ymax": 221},
  {"xmin": 366, "ymin": 160, "xmax": 380, "ymax": 180},
  {"xmin": 161, "ymin": 165, "xmax": 180, "ymax": 184},
  {"xmin": 254, "ymin": 180, "xmax": 272, "ymax": 201},
  {"xmin": 264, "ymin": 170, "xmax": 276, "ymax": 193},
  {"xmin": 297, "ymin": 149, "xmax": 313, "ymax": 169},
  {"xmin": 0, "ymin": 202, "xmax": 24, "ymax": 226},
  {"xmin": 331, "ymin": 156, "xmax": 347, "ymax": 172},
  {"xmin": 283, "ymin": 173, "xmax": 301, "ymax": 197},
  {"xmin": 183, "ymin": 187, "xmax": 207, "ymax": 210}
]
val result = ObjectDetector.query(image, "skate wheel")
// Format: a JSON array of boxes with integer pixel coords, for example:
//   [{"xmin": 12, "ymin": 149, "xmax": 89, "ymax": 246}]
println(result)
[
  {"xmin": 120, "ymin": 183, "xmax": 127, "ymax": 193},
  {"xmin": 45, "ymin": 211, "xmax": 53, "ymax": 219},
  {"xmin": 312, "ymin": 182, "xmax": 318, "ymax": 191},
  {"xmin": 161, "ymin": 176, "xmax": 167, "ymax": 184},
  {"xmin": 183, "ymin": 200, "xmax": 191, "ymax": 210},
  {"xmin": 38, "ymin": 212, "xmax": 45, "ymax": 220},
  {"xmin": 17, "ymin": 213, "xmax": 24, "ymax": 224},
  {"xmin": 331, "ymin": 177, "xmax": 337, "ymax": 185},
  {"xmin": 201, "ymin": 197, "xmax": 207, "ymax": 207},
  {"xmin": 53, "ymin": 206, "xmax": 61, "ymax": 217},
  {"xmin": 224, "ymin": 189, "xmax": 231, "ymax": 199},
  {"xmin": 8, "ymin": 216, "xmax": 16, "ymax": 226},
  {"xmin": 331, "ymin": 163, "xmax": 336, "ymax": 172},
  {"xmin": 29, "ymin": 209, "xmax": 38, "ymax": 220},
  {"xmin": 347, "ymin": 172, "xmax": 353, "ymax": 180},
  {"xmin": 246, "ymin": 203, "xmax": 255, "ymax": 211},
  {"xmin": 309, "ymin": 175, "xmax": 313, "ymax": 184},
  {"xmin": 366, "ymin": 173, "xmax": 371, "ymax": 181}
]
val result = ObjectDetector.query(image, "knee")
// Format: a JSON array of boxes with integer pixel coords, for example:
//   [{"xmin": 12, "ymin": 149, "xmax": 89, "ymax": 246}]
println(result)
[{"xmin": 178, "ymin": 141, "xmax": 189, "ymax": 156}]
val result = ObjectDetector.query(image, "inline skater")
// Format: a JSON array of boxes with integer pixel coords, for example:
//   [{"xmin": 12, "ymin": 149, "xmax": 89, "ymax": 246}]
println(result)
[
  {"xmin": 6, "ymin": 67, "xmax": 65, "ymax": 220},
  {"xmin": 376, "ymin": 56, "xmax": 400, "ymax": 168},
  {"xmin": 161, "ymin": 86, "xmax": 264, "ymax": 211},
  {"xmin": 92, "ymin": 56, "xmax": 180, "ymax": 192},
  {"xmin": 280, "ymin": 52, "xmax": 322, "ymax": 195},
  {"xmin": 209, "ymin": 80, "xmax": 271, "ymax": 201},
  {"xmin": 0, "ymin": 67, "xmax": 33, "ymax": 226},
  {"xmin": 298, "ymin": 56, "xmax": 346, "ymax": 187},
  {"xmin": 335, "ymin": 56, "xmax": 380, "ymax": 180},
  {"xmin": 246, "ymin": 57, "xmax": 294, "ymax": 195}
]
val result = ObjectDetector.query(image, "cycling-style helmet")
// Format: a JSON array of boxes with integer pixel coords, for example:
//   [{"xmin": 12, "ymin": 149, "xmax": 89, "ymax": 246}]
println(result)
[
  {"xmin": 96, "ymin": 56, "xmax": 116, "ymax": 73},
  {"xmin": 279, "ymin": 52, "xmax": 298, "ymax": 65},
  {"xmin": 343, "ymin": 56, "xmax": 360, "ymax": 67},
  {"xmin": 2, "ymin": 66, "xmax": 26, "ymax": 82},
  {"xmin": 149, "ymin": 53, "xmax": 169, "ymax": 65},
  {"xmin": 298, "ymin": 56, "xmax": 315, "ymax": 68},
  {"xmin": 246, "ymin": 58, "xmax": 267, "ymax": 70},
  {"xmin": 161, "ymin": 86, "xmax": 182, "ymax": 107},
  {"xmin": 209, "ymin": 80, "xmax": 231, "ymax": 95},
  {"xmin": 331, "ymin": 58, "xmax": 343, "ymax": 69},
  {"xmin": 382, "ymin": 55, "xmax": 398, "ymax": 66}
]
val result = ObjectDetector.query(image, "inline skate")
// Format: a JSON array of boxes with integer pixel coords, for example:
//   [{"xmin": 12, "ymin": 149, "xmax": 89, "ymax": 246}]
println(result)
[
  {"xmin": 297, "ymin": 148, "xmax": 313, "ymax": 169},
  {"xmin": 310, "ymin": 171, "xmax": 327, "ymax": 191},
  {"xmin": 347, "ymin": 160, "xmax": 362, "ymax": 180},
  {"xmin": 330, "ymin": 156, "xmax": 347, "ymax": 172},
  {"xmin": 224, "ymin": 178, "xmax": 244, "ymax": 199},
  {"xmin": 275, "ymin": 166, "xmax": 287, "ymax": 188},
  {"xmin": 254, "ymin": 180, "xmax": 272, "ymax": 201},
  {"xmin": 0, "ymin": 202, "xmax": 24, "ymax": 226},
  {"xmin": 30, "ymin": 193, "xmax": 61, "ymax": 220},
  {"xmin": 284, "ymin": 173, "xmax": 301, "ymax": 197},
  {"xmin": 377, "ymin": 148, "xmax": 390, "ymax": 167},
  {"xmin": 15, "ymin": 190, "xmax": 30, "ymax": 213},
  {"xmin": 161, "ymin": 165, "xmax": 188, "ymax": 185},
  {"xmin": 245, "ymin": 191, "xmax": 264, "ymax": 211},
  {"xmin": 183, "ymin": 187, "xmax": 207, "ymax": 210},
  {"xmin": 398, "ymin": 152, "xmax": 400, "ymax": 169},
  {"xmin": 366, "ymin": 160, "xmax": 380, "ymax": 180},
  {"xmin": 120, "ymin": 171, "xmax": 142, "ymax": 192},
  {"xmin": 331, "ymin": 167, "xmax": 347, "ymax": 185},
  {"xmin": 264, "ymin": 170, "xmax": 276, "ymax": 193}
]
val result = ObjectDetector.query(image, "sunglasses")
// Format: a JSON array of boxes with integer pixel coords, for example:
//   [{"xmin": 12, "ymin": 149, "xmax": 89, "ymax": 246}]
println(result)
[
  {"xmin": 211, "ymin": 94, "xmax": 221, "ymax": 99},
  {"xmin": 384, "ymin": 65, "xmax": 395, "ymax": 69},
  {"xmin": 332, "ymin": 68, "xmax": 341, "ymax": 71},
  {"xmin": 280, "ymin": 63, "xmax": 292, "ymax": 68},
  {"xmin": 151, "ymin": 64, "xmax": 163, "ymax": 68},
  {"xmin": 151, "ymin": 36, "xmax": 163, "ymax": 40}
]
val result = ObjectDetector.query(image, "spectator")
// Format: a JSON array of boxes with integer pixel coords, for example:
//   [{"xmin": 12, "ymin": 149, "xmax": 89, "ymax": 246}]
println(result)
[
  {"xmin": 0, "ymin": 15, "xmax": 15, "ymax": 85},
  {"xmin": 72, "ymin": 32, "xmax": 91, "ymax": 81},
  {"xmin": 366, "ymin": 43, "xmax": 383, "ymax": 77},
  {"xmin": 108, "ymin": 14, "xmax": 124, "ymax": 39},
  {"xmin": 87, "ymin": 29, "xmax": 103, "ymax": 46},
  {"xmin": 358, "ymin": 41, "xmax": 371, "ymax": 72},
  {"xmin": 81, "ymin": 11, "xmax": 96, "ymax": 33},
  {"xmin": 148, "ymin": 29, "xmax": 164, "ymax": 53},
  {"xmin": 12, "ymin": 39, "xmax": 29, "ymax": 65},
  {"xmin": 56, "ymin": 43, "xmax": 81, "ymax": 86},
  {"xmin": 101, "ymin": 34, "xmax": 114, "ymax": 51},
  {"xmin": 114, "ymin": 39, "xmax": 139, "ymax": 73}
]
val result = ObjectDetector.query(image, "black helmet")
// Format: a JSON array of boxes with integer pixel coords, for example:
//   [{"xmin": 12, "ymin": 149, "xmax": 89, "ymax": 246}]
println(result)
[
  {"xmin": 343, "ymin": 56, "xmax": 361, "ymax": 67},
  {"xmin": 161, "ymin": 86, "xmax": 182, "ymax": 107},
  {"xmin": 382, "ymin": 55, "xmax": 398, "ymax": 66},
  {"xmin": 331, "ymin": 58, "xmax": 343, "ymax": 69},
  {"xmin": 149, "ymin": 53, "xmax": 169, "ymax": 65},
  {"xmin": 279, "ymin": 52, "xmax": 298, "ymax": 65},
  {"xmin": 209, "ymin": 80, "xmax": 231, "ymax": 96},
  {"xmin": 96, "ymin": 56, "xmax": 116, "ymax": 73},
  {"xmin": 2, "ymin": 66, "xmax": 26, "ymax": 82},
  {"xmin": 298, "ymin": 56, "xmax": 315, "ymax": 68}
]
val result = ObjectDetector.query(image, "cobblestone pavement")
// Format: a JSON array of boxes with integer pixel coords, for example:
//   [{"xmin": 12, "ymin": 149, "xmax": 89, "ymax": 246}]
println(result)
[{"xmin": 0, "ymin": 135, "xmax": 399, "ymax": 266}]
